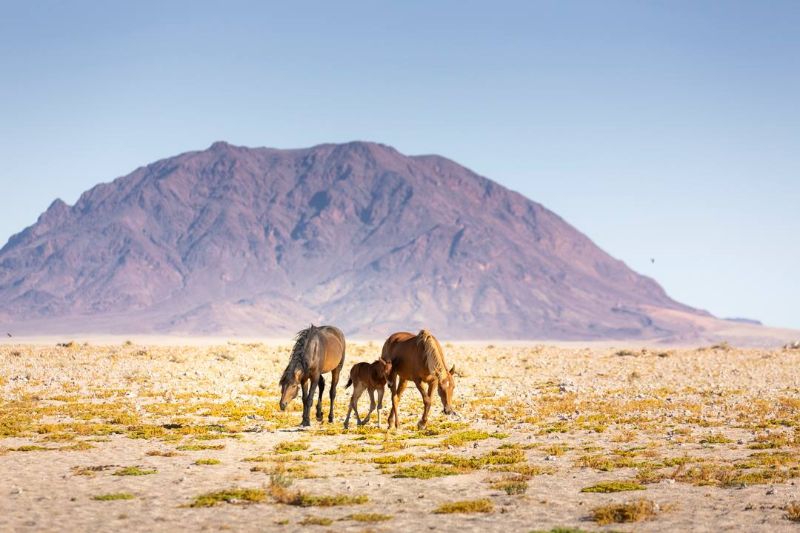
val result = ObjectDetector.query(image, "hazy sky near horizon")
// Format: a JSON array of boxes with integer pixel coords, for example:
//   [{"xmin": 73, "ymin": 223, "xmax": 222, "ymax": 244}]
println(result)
[{"xmin": 1, "ymin": 1, "xmax": 798, "ymax": 329}]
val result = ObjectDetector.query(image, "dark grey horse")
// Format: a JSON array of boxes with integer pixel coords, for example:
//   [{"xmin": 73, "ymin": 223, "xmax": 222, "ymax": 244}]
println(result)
[{"xmin": 279, "ymin": 325, "xmax": 346, "ymax": 426}]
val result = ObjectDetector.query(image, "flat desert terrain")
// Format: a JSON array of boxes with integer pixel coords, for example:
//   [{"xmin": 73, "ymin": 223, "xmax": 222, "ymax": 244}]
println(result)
[{"xmin": 2, "ymin": 340, "xmax": 800, "ymax": 532}]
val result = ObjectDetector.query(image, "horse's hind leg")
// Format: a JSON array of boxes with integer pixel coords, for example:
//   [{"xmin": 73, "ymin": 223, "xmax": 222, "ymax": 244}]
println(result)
[
  {"xmin": 316, "ymin": 375, "xmax": 325, "ymax": 422},
  {"xmin": 390, "ymin": 378, "xmax": 407, "ymax": 430},
  {"xmin": 328, "ymin": 366, "xmax": 341, "ymax": 423},
  {"xmin": 344, "ymin": 387, "xmax": 358, "ymax": 430}
]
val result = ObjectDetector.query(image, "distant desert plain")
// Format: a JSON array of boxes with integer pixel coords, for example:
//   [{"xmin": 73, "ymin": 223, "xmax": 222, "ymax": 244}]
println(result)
[{"xmin": 3, "ymin": 339, "xmax": 800, "ymax": 532}]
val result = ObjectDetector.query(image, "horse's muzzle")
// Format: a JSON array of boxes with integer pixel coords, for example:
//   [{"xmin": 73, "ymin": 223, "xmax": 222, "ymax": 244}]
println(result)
[{"xmin": 279, "ymin": 401, "xmax": 287, "ymax": 411}]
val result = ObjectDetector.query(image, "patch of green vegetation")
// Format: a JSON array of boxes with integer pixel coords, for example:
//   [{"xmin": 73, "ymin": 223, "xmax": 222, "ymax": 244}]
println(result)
[
  {"xmin": 440, "ymin": 430, "xmax": 490, "ymax": 447},
  {"xmin": 190, "ymin": 488, "xmax": 266, "ymax": 507},
  {"xmin": 700, "ymin": 433, "xmax": 733, "ymax": 445},
  {"xmin": 298, "ymin": 517, "xmax": 333, "ymax": 526},
  {"xmin": 194, "ymin": 458, "xmax": 221, "ymax": 465},
  {"xmin": 373, "ymin": 453, "xmax": 415, "ymax": 465},
  {"xmin": 433, "ymin": 499, "xmax": 493, "ymax": 514},
  {"xmin": 345, "ymin": 513, "xmax": 393, "ymax": 522},
  {"xmin": 581, "ymin": 481, "xmax": 646, "ymax": 493},
  {"xmin": 392, "ymin": 464, "xmax": 462, "ymax": 479},
  {"xmin": 275, "ymin": 441, "xmax": 309, "ymax": 454},
  {"xmin": 491, "ymin": 478, "xmax": 528, "ymax": 495},
  {"xmin": 92, "ymin": 492, "xmax": 135, "ymax": 501},
  {"xmin": 113, "ymin": 466, "xmax": 157, "ymax": 476}
]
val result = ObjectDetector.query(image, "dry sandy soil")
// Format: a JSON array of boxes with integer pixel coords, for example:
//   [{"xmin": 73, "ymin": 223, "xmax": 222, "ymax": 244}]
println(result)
[{"xmin": 2, "ymin": 340, "xmax": 800, "ymax": 532}]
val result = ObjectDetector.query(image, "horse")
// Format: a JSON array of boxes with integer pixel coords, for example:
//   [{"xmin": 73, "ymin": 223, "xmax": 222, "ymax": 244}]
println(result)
[
  {"xmin": 381, "ymin": 330, "xmax": 457, "ymax": 430},
  {"xmin": 342, "ymin": 359, "xmax": 392, "ymax": 429},
  {"xmin": 279, "ymin": 325, "xmax": 346, "ymax": 426}
]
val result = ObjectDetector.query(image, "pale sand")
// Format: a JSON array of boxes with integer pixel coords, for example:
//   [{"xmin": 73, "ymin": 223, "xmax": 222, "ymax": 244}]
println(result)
[{"xmin": 2, "ymin": 341, "xmax": 800, "ymax": 532}]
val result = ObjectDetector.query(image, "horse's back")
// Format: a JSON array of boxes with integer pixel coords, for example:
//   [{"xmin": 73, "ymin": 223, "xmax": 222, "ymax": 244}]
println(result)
[{"xmin": 316, "ymin": 325, "xmax": 346, "ymax": 372}]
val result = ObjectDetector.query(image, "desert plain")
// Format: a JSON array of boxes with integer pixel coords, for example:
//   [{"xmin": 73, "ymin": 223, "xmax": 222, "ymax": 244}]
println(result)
[{"xmin": 2, "ymin": 340, "xmax": 800, "ymax": 532}]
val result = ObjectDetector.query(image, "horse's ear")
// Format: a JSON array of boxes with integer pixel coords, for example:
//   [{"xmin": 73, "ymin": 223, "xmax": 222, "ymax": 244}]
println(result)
[{"xmin": 449, "ymin": 365, "xmax": 456, "ymax": 375}]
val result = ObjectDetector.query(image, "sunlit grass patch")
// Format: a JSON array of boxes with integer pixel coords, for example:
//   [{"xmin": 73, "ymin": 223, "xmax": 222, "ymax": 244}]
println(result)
[
  {"xmin": 581, "ymin": 480, "xmax": 646, "ymax": 493},
  {"xmin": 433, "ymin": 499, "xmax": 493, "ymax": 514},
  {"xmin": 146, "ymin": 450, "xmax": 179, "ymax": 457},
  {"xmin": 113, "ymin": 466, "xmax": 157, "ymax": 476},
  {"xmin": 489, "ymin": 463, "xmax": 554, "ymax": 476},
  {"xmin": 92, "ymin": 492, "xmax": 134, "ymax": 501},
  {"xmin": 194, "ymin": 458, "xmax": 221, "ymax": 465},
  {"xmin": 275, "ymin": 441, "xmax": 309, "ymax": 454},
  {"xmin": 391, "ymin": 464, "xmax": 462, "ymax": 479},
  {"xmin": 190, "ymin": 488, "xmax": 266, "ymax": 507},
  {"xmin": 298, "ymin": 517, "xmax": 332, "ymax": 526},
  {"xmin": 490, "ymin": 477, "xmax": 528, "ymax": 495},
  {"xmin": 590, "ymin": 499, "xmax": 657, "ymax": 525},
  {"xmin": 345, "ymin": 513, "xmax": 392, "ymax": 522},
  {"xmin": 373, "ymin": 453, "xmax": 415, "ymax": 465},
  {"xmin": 440, "ymin": 430, "xmax": 490, "ymax": 447},
  {"xmin": 699, "ymin": 433, "xmax": 733, "ymax": 445}
]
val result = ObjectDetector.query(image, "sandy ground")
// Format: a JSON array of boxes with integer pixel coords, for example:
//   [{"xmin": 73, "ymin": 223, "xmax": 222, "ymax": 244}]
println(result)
[{"xmin": 2, "ymin": 340, "xmax": 800, "ymax": 532}]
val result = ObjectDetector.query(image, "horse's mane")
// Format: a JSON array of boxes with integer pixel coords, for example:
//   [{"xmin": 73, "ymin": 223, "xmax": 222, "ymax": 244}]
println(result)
[
  {"xmin": 280, "ymin": 325, "xmax": 315, "ymax": 384},
  {"xmin": 417, "ymin": 329, "xmax": 447, "ymax": 381}
]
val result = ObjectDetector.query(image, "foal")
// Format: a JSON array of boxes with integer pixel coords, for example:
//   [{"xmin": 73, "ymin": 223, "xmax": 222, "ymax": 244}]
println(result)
[{"xmin": 343, "ymin": 359, "xmax": 392, "ymax": 429}]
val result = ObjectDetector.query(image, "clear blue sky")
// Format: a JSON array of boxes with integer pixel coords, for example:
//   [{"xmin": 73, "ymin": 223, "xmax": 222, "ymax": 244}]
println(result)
[{"xmin": 1, "ymin": 1, "xmax": 798, "ymax": 328}]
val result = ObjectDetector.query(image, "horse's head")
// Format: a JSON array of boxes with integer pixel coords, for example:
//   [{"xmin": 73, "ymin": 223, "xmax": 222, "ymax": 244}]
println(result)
[
  {"xmin": 374, "ymin": 358, "xmax": 392, "ymax": 378},
  {"xmin": 437, "ymin": 365, "xmax": 457, "ymax": 415},
  {"xmin": 279, "ymin": 368, "xmax": 302, "ymax": 411}
]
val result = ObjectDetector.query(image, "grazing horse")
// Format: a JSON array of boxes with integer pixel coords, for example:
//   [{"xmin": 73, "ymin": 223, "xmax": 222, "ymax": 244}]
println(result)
[
  {"xmin": 343, "ymin": 359, "xmax": 392, "ymax": 429},
  {"xmin": 279, "ymin": 325, "xmax": 346, "ymax": 426},
  {"xmin": 381, "ymin": 330, "xmax": 457, "ymax": 430}
]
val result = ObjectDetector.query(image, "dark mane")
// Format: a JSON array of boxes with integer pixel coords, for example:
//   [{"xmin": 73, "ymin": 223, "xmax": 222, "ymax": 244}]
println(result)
[{"xmin": 280, "ymin": 325, "xmax": 315, "ymax": 384}]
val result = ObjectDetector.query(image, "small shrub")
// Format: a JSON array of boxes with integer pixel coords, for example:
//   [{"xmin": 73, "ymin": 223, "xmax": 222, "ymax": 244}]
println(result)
[
  {"xmin": 275, "ymin": 441, "xmax": 309, "ymax": 454},
  {"xmin": 113, "ymin": 466, "xmax": 157, "ymax": 476},
  {"xmin": 346, "ymin": 513, "xmax": 392, "ymax": 522},
  {"xmin": 786, "ymin": 501, "xmax": 800, "ymax": 522},
  {"xmin": 434, "ymin": 499, "xmax": 493, "ymax": 514},
  {"xmin": 190, "ymin": 488, "xmax": 266, "ymax": 507},
  {"xmin": 590, "ymin": 499, "xmax": 657, "ymax": 525},
  {"xmin": 298, "ymin": 517, "xmax": 332, "ymax": 526},
  {"xmin": 194, "ymin": 458, "xmax": 221, "ymax": 465}
]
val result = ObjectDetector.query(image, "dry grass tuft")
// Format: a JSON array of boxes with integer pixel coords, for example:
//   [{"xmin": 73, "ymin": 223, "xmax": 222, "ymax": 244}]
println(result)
[
  {"xmin": 189, "ymin": 488, "xmax": 266, "ymax": 507},
  {"xmin": 433, "ymin": 499, "xmax": 494, "ymax": 514},
  {"xmin": 590, "ymin": 499, "xmax": 657, "ymax": 525}
]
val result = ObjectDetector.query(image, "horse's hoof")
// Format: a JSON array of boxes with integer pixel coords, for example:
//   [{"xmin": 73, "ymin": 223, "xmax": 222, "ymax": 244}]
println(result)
[{"xmin": 417, "ymin": 421, "xmax": 427, "ymax": 430}]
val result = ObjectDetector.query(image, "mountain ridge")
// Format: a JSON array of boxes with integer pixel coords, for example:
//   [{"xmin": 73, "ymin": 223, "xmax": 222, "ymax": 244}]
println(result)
[{"xmin": 0, "ymin": 140, "xmax": 711, "ymax": 340}]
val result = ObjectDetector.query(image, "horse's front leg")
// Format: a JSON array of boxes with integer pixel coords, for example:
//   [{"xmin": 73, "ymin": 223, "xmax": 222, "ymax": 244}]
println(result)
[
  {"xmin": 391, "ymin": 378, "xmax": 407, "ymax": 430},
  {"xmin": 316, "ymin": 375, "xmax": 325, "ymax": 422},
  {"xmin": 376, "ymin": 386, "xmax": 385, "ymax": 426},
  {"xmin": 414, "ymin": 379, "xmax": 433, "ymax": 430},
  {"xmin": 328, "ymin": 366, "xmax": 341, "ymax": 423},
  {"xmin": 303, "ymin": 374, "xmax": 320, "ymax": 427},
  {"xmin": 362, "ymin": 389, "xmax": 376, "ymax": 425}
]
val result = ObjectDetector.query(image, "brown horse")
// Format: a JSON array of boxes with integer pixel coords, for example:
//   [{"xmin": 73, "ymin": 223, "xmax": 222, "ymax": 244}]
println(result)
[
  {"xmin": 279, "ymin": 325, "xmax": 346, "ymax": 426},
  {"xmin": 381, "ymin": 330, "xmax": 456, "ymax": 430},
  {"xmin": 342, "ymin": 359, "xmax": 392, "ymax": 429}
]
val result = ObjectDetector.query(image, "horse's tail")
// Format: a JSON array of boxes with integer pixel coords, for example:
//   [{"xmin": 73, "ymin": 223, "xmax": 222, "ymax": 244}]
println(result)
[
  {"xmin": 345, "ymin": 377, "xmax": 352, "ymax": 389},
  {"xmin": 417, "ymin": 329, "xmax": 447, "ymax": 381}
]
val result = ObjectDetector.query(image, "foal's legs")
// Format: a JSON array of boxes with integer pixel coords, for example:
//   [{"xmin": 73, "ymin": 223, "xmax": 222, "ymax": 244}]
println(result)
[
  {"xmin": 328, "ymin": 366, "xmax": 341, "ymax": 423},
  {"xmin": 344, "ymin": 382, "xmax": 365, "ymax": 430},
  {"xmin": 361, "ymin": 389, "xmax": 376, "ymax": 426},
  {"xmin": 316, "ymin": 375, "xmax": 325, "ymax": 422}
]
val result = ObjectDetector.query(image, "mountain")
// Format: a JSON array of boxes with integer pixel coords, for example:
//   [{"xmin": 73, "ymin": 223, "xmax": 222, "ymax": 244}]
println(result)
[{"xmin": 0, "ymin": 141, "xmax": 712, "ymax": 340}]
